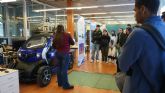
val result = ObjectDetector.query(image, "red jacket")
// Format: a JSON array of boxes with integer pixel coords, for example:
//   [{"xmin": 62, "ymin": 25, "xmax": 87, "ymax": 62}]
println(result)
[{"xmin": 53, "ymin": 32, "xmax": 75, "ymax": 53}]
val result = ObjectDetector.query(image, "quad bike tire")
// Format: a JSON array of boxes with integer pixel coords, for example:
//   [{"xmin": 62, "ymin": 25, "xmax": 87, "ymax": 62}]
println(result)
[{"xmin": 37, "ymin": 66, "xmax": 51, "ymax": 87}]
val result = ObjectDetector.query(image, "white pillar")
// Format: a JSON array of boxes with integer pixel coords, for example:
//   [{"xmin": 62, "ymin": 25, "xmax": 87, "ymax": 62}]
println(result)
[
  {"xmin": 4, "ymin": 4, "xmax": 11, "ymax": 44},
  {"xmin": 23, "ymin": 0, "xmax": 28, "ymax": 40}
]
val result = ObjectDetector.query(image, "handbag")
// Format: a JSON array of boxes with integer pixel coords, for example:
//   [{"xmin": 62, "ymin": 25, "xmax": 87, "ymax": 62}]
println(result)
[{"xmin": 115, "ymin": 72, "xmax": 126, "ymax": 92}]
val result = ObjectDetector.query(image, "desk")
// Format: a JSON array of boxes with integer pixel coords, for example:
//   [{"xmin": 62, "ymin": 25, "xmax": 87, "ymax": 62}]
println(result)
[{"xmin": 0, "ymin": 68, "xmax": 19, "ymax": 93}]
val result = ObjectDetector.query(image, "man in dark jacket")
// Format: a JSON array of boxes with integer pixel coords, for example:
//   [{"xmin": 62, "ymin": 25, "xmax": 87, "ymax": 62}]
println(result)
[
  {"xmin": 91, "ymin": 25, "xmax": 102, "ymax": 62},
  {"xmin": 119, "ymin": 0, "xmax": 165, "ymax": 93},
  {"xmin": 117, "ymin": 28, "xmax": 126, "ymax": 48}
]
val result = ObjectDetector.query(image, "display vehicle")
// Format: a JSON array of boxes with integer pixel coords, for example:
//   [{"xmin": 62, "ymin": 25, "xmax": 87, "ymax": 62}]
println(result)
[{"xmin": 16, "ymin": 33, "xmax": 56, "ymax": 87}]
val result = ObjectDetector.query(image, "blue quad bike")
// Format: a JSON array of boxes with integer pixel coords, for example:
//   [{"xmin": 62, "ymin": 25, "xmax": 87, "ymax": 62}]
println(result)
[{"xmin": 15, "ymin": 33, "xmax": 74, "ymax": 87}]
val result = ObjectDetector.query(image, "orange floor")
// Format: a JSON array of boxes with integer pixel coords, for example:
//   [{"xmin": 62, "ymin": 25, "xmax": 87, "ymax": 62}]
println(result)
[{"xmin": 20, "ymin": 59, "xmax": 120, "ymax": 93}]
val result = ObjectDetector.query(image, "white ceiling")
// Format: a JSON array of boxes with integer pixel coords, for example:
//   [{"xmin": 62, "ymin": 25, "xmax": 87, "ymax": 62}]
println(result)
[{"xmin": 37, "ymin": 0, "xmax": 136, "ymax": 24}]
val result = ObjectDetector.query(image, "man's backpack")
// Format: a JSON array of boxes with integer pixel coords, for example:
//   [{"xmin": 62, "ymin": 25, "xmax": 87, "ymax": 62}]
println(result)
[{"xmin": 140, "ymin": 24, "xmax": 165, "ymax": 93}]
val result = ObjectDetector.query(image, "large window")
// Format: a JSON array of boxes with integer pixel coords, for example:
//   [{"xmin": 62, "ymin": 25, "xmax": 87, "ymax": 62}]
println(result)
[{"xmin": 0, "ymin": 4, "xmax": 3, "ymax": 37}]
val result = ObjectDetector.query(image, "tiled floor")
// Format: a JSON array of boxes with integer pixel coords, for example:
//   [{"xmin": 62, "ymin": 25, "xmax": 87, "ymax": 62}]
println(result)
[{"xmin": 20, "ymin": 59, "xmax": 120, "ymax": 93}]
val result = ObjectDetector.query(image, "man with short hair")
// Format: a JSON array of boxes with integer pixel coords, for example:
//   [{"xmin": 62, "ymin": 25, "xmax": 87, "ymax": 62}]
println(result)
[
  {"xmin": 91, "ymin": 25, "xmax": 102, "ymax": 62},
  {"xmin": 127, "ymin": 24, "xmax": 133, "ymax": 33},
  {"xmin": 162, "ymin": 11, "xmax": 165, "ymax": 21},
  {"xmin": 119, "ymin": 0, "xmax": 165, "ymax": 93}
]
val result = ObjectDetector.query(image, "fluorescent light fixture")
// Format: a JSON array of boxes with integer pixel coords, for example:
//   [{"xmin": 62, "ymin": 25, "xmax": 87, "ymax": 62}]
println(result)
[
  {"xmin": 113, "ymin": 15, "xmax": 134, "ymax": 17},
  {"xmin": 96, "ymin": 19, "xmax": 115, "ymax": 21},
  {"xmin": 86, "ymin": 16, "xmax": 112, "ymax": 19},
  {"xmin": 28, "ymin": 16, "xmax": 43, "ymax": 18},
  {"xmin": 116, "ymin": 19, "xmax": 133, "ymax": 21},
  {"xmin": 55, "ymin": 15, "xmax": 67, "ymax": 17},
  {"xmin": 86, "ymin": 15, "xmax": 134, "ymax": 19},
  {"xmin": 34, "ymin": 6, "xmax": 99, "ymax": 12},
  {"xmin": 55, "ymin": 13, "xmax": 106, "ymax": 16},
  {"xmin": 33, "ymin": 3, "xmax": 133, "ymax": 12},
  {"xmin": 55, "ymin": 14, "xmax": 79, "ymax": 17},
  {"xmin": 0, "ymin": 0, "xmax": 16, "ymax": 3},
  {"xmin": 33, "ymin": 8, "xmax": 62, "ymax": 12},
  {"xmin": 110, "ymin": 11, "xmax": 134, "ymax": 14},
  {"xmin": 80, "ymin": 13, "xmax": 107, "ymax": 15},
  {"xmin": 65, "ymin": 6, "xmax": 99, "ymax": 10},
  {"xmin": 103, "ymin": 3, "xmax": 134, "ymax": 7}
]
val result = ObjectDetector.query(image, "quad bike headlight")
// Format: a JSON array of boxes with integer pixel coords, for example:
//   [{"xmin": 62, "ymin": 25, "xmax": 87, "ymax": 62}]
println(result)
[
  {"xmin": 18, "ymin": 52, "xmax": 21, "ymax": 57},
  {"xmin": 36, "ymin": 53, "xmax": 41, "ymax": 58}
]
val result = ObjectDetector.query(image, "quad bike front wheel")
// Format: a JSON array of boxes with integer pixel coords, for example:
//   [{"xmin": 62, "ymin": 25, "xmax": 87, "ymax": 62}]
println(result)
[{"xmin": 37, "ymin": 66, "xmax": 51, "ymax": 87}]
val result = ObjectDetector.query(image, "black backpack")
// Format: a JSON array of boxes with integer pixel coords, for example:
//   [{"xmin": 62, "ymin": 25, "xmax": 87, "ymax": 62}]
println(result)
[{"xmin": 140, "ymin": 24, "xmax": 165, "ymax": 93}]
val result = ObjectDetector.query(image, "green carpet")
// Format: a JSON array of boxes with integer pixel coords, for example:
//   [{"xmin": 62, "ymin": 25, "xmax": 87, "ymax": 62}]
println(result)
[{"xmin": 68, "ymin": 71, "xmax": 119, "ymax": 90}]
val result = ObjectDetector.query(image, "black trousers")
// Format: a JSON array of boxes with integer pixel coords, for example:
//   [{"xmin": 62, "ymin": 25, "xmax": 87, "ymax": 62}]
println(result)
[{"xmin": 101, "ymin": 46, "xmax": 109, "ymax": 61}]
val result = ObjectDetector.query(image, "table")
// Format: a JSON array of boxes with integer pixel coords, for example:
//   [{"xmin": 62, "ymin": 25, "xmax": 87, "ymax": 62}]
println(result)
[{"xmin": 0, "ymin": 68, "xmax": 19, "ymax": 93}]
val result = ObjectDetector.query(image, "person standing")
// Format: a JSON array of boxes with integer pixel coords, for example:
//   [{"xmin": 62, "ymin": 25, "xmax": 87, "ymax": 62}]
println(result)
[
  {"xmin": 100, "ymin": 29, "xmax": 110, "ymax": 63},
  {"xmin": 108, "ymin": 30, "xmax": 117, "ymax": 63},
  {"xmin": 53, "ymin": 25, "xmax": 75, "ymax": 89},
  {"xmin": 91, "ymin": 25, "xmax": 102, "ymax": 63},
  {"xmin": 161, "ymin": 11, "xmax": 165, "ymax": 21},
  {"xmin": 118, "ymin": 0, "xmax": 165, "ymax": 93},
  {"xmin": 116, "ymin": 28, "xmax": 126, "ymax": 49}
]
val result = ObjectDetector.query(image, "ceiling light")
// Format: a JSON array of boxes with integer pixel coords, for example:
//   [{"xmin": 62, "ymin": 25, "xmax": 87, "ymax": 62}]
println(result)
[
  {"xmin": 113, "ymin": 16, "xmax": 134, "ymax": 17},
  {"xmin": 33, "ymin": 3, "xmax": 133, "ymax": 12},
  {"xmin": 65, "ymin": 6, "xmax": 99, "ymax": 10},
  {"xmin": 103, "ymin": 3, "xmax": 134, "ymax": 7},
  {"xmin": 86, "ymin": 15, "xmax": 134, "ymax": 19},
  {"xmin": 28, "ymin": 16, "xmax": 43, "ymax": 18},
  {"xmin": 110, "ymin": 11, "xmax": 134, "ymax": 14},
  {"xmin": 86, "ymin": 16, "xmax": 111, "ymax": 19},
  {"xmin": 0, "ymin": 0, "xmax": 16, "ymax": 3},
  {"xmin": 33, "ymin": 8, "xmax": 62, "ymax": 12},
  {"xmin": 80, "ymin": 13, "xmax": 107, "ymax": 15},
  {"xmin": 55, "ymin": 15, "xmax": 67, "ymax": 17},
  {"xmin": 96, "ymin": 19, "xmax": 115, "ymax": 21}
]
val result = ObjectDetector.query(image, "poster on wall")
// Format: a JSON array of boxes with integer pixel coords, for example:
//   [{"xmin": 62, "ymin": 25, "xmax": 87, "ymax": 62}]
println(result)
[{"xmin": 77, "ymin": 16, "xmax": 85, "ymax": 66}]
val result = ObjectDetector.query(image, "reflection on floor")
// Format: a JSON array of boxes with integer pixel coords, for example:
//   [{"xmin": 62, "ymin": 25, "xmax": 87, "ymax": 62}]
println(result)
[{"xmin": 20, "ymin": 60, "xmax": 120, "ymax": 93}]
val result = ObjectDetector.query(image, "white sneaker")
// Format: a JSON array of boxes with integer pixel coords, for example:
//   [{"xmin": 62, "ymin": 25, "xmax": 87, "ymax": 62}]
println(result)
[
  {"xmin": 90, "ymin": 60, "xmax": 94, "ymax": 63},
  {"xmin": 96, "ymin": 60, "xmax": 99, "ymax": 62},
  {"xmin": 113, "ymin": 60, "xmax": 117, "ymax": 65}
]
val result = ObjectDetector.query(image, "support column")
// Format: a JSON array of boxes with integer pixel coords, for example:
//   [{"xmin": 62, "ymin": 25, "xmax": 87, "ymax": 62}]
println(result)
[
  {"xmin": 4, "ymin": 4, "xmax": 11, "ymax": 44},
  {"xmin": 23, "ymin": 0, "xmax": 28, "ymax": 40},
  {"xmin": 43, "ymin": 5, "xmax": 47, "ymax": 22},
  {"xmin": 67, "ymin": 0, "xmax": 74, "ymax": 37}
]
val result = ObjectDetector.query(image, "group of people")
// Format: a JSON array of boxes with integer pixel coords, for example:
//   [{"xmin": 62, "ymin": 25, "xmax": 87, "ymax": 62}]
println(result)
[
  {"xmin": 52, "ymin": 0, "xmax": 165, "ymax": 92},
  {"xmin": 91, "ymin": 24, "xmax": 132, "ymax": 64},
  {"xmin": 118, "ymin": 0, "xmax": 165, "ymax": 93}
]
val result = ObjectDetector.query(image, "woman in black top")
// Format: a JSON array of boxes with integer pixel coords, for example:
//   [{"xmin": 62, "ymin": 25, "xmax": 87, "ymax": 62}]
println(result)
[{"xmin": 100, "ymin": 29, "xmax": 110, "ymax": 62}]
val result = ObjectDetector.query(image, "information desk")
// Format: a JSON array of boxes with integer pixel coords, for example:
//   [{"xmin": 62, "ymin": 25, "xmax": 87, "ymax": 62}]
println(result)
[{"xmin": 0, "ymin": 67, "xmax": 19, "ymax": 93}]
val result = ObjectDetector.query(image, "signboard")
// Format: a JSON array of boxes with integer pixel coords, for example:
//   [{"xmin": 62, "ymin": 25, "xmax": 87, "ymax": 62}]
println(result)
[{"xmin": 77, "ymin": 16, "xmax": 85, "ymax": 66}]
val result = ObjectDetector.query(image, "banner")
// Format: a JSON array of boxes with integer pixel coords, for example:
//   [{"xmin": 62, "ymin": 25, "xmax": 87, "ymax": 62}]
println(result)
[{"xmin": 77, "ymin": 16, "xmax": 85, "ymax": 66}]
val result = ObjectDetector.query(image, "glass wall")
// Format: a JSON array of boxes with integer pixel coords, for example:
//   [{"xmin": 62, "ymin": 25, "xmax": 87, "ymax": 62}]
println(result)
[
  {"xmin": 0, "ymin": 4, "xmax": 3, "ymax": 37},
  {"xmin": 0, "ymin": 0, "xmax": 67, "ymax": 44}
]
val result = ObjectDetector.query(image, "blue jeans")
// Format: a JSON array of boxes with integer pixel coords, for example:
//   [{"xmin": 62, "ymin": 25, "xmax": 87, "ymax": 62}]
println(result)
[
  {"xmin": 56, "ymin": 52, "xmax": 71, "ymax": 88},
  {"xmin": 91, "ymin": 43, "xmax": 100, "ymax": 60}
]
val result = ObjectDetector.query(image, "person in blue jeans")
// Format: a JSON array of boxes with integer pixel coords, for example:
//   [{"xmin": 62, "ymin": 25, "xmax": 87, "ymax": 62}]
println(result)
[
  {"xmin": 91, "ymin": 25, "xmax": 102, "ymax": 62},
  {"xmin": 53, "ymin": 25, "xmax": 74, "ymax": 89},
  {"xmin": 118, "ymin": 0, "xmax": 165, "ymax": 93}
]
